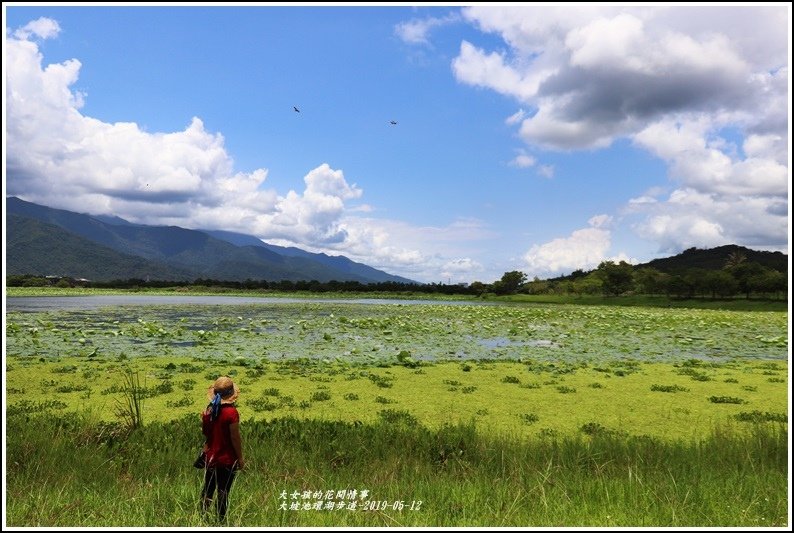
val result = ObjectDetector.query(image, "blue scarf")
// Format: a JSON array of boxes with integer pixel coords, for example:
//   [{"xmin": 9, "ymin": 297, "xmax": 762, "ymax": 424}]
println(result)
[{"xmin": 210, "ymin": 392, "xmax": 222, "ymax": 421}]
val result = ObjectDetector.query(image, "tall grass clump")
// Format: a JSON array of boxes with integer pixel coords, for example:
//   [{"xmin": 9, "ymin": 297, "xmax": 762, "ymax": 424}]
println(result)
[
  {"xmin": 5, "ymin": 411, "xmax": 787, "ymax": 528},
  {"xmin": 114, "ymin": 370, "xmax": 145, "ymax": 430}
]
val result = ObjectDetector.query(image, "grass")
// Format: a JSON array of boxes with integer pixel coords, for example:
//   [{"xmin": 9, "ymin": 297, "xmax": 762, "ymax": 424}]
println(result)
[
  {"xmin": 5, "ymin": 411, "xmax": 787, "ymax": 527},
  {"xmin": 491, "ymin": 293, "xmax": 788, "ymax": 311}
]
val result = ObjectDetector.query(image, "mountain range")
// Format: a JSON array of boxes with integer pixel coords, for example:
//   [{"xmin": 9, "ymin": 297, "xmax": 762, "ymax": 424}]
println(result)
[{"xmin": 6, "ymin": 197, "xmax": 415, "ymax": 284}]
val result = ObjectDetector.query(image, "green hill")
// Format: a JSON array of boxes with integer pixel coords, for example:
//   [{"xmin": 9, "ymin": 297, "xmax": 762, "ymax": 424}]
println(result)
[
  {"xmin": 638, "ymin": 245, "xmax": 787, "ymax": 274},
  {"xmin": 6, "ymin": 214, "xmax": 194, "ymax": 281}
]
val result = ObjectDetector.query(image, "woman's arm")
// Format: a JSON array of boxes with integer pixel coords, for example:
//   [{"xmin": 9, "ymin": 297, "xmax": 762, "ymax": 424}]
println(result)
[{"xmin": 229, "ymin": 422, "xmax": 244, "ymax": 469}]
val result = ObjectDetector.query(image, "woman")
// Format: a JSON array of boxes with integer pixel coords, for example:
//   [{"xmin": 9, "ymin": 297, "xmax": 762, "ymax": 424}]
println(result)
[{"xmin": 200, "ymin": 376, "xmax": 244, "ymax": 522}]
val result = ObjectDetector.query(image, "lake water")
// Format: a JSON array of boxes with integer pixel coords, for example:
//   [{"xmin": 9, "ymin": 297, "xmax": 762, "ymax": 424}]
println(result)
[{"xmin": 5, "ymin": 295, "xmax": 494, "ymax": 312}]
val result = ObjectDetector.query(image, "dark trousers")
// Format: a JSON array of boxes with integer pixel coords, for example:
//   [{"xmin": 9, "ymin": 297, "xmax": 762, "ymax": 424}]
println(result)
[{"xmin": 201, "ymin": 466, "xmax": 237, "ymax": 520}]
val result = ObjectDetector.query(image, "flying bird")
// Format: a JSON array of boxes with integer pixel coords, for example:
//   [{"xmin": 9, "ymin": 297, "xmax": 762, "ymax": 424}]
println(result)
[
  {"xmin": 389, "ymin": 120, "xmax": 398, "ymax": 125},
  {"xmin": 293, "ymin": 106, "xmax": 300, "ymax": 113}
]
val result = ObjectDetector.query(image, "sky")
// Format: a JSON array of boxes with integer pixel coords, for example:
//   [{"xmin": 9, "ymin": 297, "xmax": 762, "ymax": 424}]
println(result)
[{"xmin": 3, "ymin": 4, "xmax": 791, "ymax": 284}]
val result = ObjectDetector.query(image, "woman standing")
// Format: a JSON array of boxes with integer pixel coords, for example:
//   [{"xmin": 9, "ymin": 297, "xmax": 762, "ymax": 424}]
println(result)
[{"xmin": 200, "ymin": 376, "xmax": 244, "ymax": 522}]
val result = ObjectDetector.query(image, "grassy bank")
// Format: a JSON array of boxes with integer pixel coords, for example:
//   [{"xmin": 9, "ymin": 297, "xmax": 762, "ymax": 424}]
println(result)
[
  {"xmin": 6, "ymin": 411, "xmax": 787, "ymax": 527},
  {"xmin": 490, "ymin": 293, "xmax": 789, "ymax": 312}
]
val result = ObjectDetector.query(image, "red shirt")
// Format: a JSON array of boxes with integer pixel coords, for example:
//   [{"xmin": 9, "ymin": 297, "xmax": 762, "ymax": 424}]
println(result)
[{"xmin": 202, "ymin": 404, "xmax": 240, "ymax": 468}]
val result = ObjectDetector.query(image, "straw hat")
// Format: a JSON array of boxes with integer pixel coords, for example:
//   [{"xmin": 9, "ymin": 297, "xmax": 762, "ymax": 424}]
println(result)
[{"xmin": 206, "ymin": 376, "xmax": 240, "ymax": 404}]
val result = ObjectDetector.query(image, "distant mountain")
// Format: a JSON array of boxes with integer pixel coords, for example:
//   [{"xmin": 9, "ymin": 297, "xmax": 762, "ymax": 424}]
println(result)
[
  {"xmin": 6, "ymin": 197, "xmax": 416, "ymax": 283},
  {"xmin": 636, "ymin": 245, "xmax": 788, "ymax": 274},
  {"xmin": 204, "ymin": 229, "xmax": 417, "ymax": 284},
  {"xmin": 7, "ymin": 214, "xmax": 194, "ymax": 280}
]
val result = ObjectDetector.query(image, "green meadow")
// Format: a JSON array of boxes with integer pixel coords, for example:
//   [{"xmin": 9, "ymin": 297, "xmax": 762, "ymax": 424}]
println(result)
[{"xmin": 5, "ymin": 300, "xmax": 789, "ymax": 526}]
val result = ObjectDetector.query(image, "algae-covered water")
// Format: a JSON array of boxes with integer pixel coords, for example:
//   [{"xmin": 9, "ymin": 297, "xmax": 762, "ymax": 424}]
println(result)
[{"xmin": 5, "ymin": 298, "xmax": 788, "ymax": 440}]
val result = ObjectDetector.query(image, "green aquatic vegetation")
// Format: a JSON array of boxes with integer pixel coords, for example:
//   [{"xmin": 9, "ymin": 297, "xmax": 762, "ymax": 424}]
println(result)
[
  {"xmin": 166, "ymin": 395, "xmax": 194, "ymax": 408},
  {"xmin": 708, "ymin": 396, "xmax": 746, "ymax": 404},
  {"xmin": 6, "ymin": 400, "xmax": 67, "ymax": 415},
  {"xmin": 734, "ymin": 411, "xmax": 787, "ymax": 423},
  {"xmin": 4, "ymin": 302, "xmax": 789, "ymax": 447},
  {"xmin": 378, "ymin": 409, "xmax": 418, "ymax": 425},
  {"xmin": 651, "ymin": 384, "xmax": 690, "ymax": 393},
  {"xmin": 247, "ymin": 398, "xmax": 279, "ymax": 412},
  {"xmin": 310, "ymin": 391, "xmax": 332, "ymax": 402},
  {"xmin": 375, "ymin": 396, "xmax": 395, "ymax": 404},
  {"xmin": 520, "ymin": 413, "xmax": 540, "ymax": 424},
  {"xmin": 55, "ymin": 384, "xmax": 90, "ymax": 393}
]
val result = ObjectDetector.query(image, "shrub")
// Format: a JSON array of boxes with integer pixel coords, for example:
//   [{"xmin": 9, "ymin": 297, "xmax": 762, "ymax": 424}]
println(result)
[
  {"xmin": 734, "ymin": 411, "xmax": 787, "ymax": 423},
  {"xmin": 651, "ymin": 384, "xmax": 689, "ymax": 393},
  {"xmin": 520, "ymin": 413, "xmax": 539, "ymax": 424},
  {"xmin": 708, "ymin": 396, "xmax": 746, "ymax": 404},
  {"xmin": 310, "ymin": 391, "xmax": 331, "ymax": 402},
  {"xmin": 378, "ymin": 409, "xmax": 418, "ymax": 426}
]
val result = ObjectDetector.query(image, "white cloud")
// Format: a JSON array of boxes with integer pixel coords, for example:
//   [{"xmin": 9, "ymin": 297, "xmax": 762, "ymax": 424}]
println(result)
[
  {"xmin": 631, "ymin": 187, "xmax": 788, "ymax": 253},
  {"xmin": 523, "ymin": 215, "xmax": 628, "ymax": 277},
  {"xmin": 588, "ymin": 214, "xmax": 612, "ymax": 228},
  {"xmin": 456, "ymin": 6, "xmax": 785, "ymax": 149},
  {"xmin": 452, "ymin": 6, "xmax": 788, "ymax": 256},
  {"xmin": 395, "ymin": 13, "xmax": 459, "ymax": 45},
  {"xmin": 452, "ymin": 41, "xmax": 542, "ymax": 101},
  {"xmin": 441, "ymin": 258, "xmax": 484, "ymax": 284},
  {"xmin": 509, "ymin": 152, "xmax": 535, "ymax": 168},
  {"xmin": 13, "ymin": 17, "xmax": 61, "ymax": 40}
]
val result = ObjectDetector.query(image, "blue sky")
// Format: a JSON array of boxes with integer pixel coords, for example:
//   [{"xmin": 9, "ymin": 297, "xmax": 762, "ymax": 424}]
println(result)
[{"xmin": 4, "ymin": 4, "xmax": 790, "ymax": 283}]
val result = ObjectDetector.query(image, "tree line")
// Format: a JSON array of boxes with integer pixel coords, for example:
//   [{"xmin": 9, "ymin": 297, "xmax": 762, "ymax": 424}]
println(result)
[{"xmin": 6, "ymin": 253, "xmax": 787, "ymax": 300}]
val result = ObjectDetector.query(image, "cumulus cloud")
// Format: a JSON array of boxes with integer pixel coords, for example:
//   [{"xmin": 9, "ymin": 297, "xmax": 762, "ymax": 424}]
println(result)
[
  {"xmin": 629, "ymin": 188, "xmax": 788, "ymax": 253},
  {"xmin": 457, "ymin": 6, "xmax": 786, "ymax": 149},
  {"xmin": 453, "ymin": 5, "xmax": 788, "ymax": 256},
  {"xmin": 509, "ymin": 150, "xmax": 535, "ymax": 168},
  {"xmin": 523, "ymin": 215, "xmax": 630, "ymax": 277},
  {"xmin": 13, "ymin": 17, "xmax": 61, "ymax": 40},
  {"xmin": 395, "ymin": 13, "xmax": 460, "ymax": 45},
  {"xmin": 441, "ymin": 258, "xmax": 484, "ymax": 284}
]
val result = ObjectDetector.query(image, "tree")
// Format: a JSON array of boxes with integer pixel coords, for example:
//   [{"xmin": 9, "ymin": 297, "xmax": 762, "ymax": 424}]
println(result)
[
  {"xmin": 495, "ymin": 270, "xmax": 528, "ymax": 295},
  {"xmin": 468, "ymin": 281, "xmax": 488, "ymax": 296},
  {"xmin": 702, "ymin": 270, "xmax": 738, "ymax": 299},
  {"xmin": 728, "ymin": 261, "xmax": 765, "ymax": 298},
  {"xmin": 665, "ymin": 275, "xmax": 693, "ymax": 299},
  {"xmin": 634, "ymin": 267, "xmax": 665, "ymax": 295},
  {"xmin": 571, "ymin": 275, "xmax": 602, "ymax": 295},
  {"xmin": 723, "ymin": 249, "xmax": 747, "ymax": 270},
  {"xmin": 595, "ymin": 261, "xmax": 634, "ymax": 296},
  {"xmin": 749, "ymin": 270, "xmax": 787, "ymax": 299}
]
